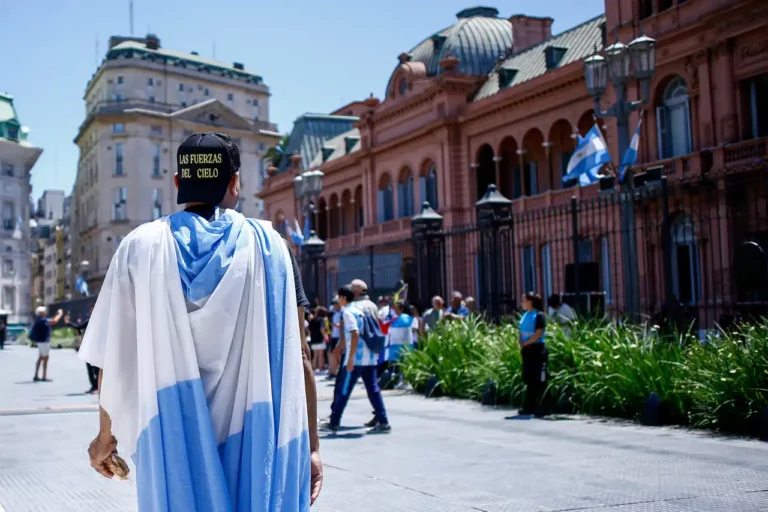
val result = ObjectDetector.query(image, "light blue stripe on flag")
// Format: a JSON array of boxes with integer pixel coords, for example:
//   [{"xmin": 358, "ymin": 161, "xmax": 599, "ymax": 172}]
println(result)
[{"xmin": 619, "ymin": 117, "xmax": 643, "ymax": 184}]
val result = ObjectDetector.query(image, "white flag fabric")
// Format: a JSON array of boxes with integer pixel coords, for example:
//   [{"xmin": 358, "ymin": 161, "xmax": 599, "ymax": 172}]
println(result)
[{"xmin": 79, "ymin": 209, "xmax": 310, "ymax": 511}]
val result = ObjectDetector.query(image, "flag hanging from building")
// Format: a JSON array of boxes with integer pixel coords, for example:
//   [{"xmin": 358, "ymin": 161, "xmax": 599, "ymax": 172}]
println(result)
[
  {"xmin": 12, "ymin": 216, "xmax": 22, "ymax": 240},
  {"xmin": 619, "ymin": 116, "xmax": 643, "ymax": 184},
  {"xmin": 76, "ymin": 275, "xmax": 89, "ymax": 297},
  {"xmin": 392, "ymin": 282, "xmax": 408, "ymax": 304},
  {"xmin": 563, "ymin": 124, "xmax": 612, "ymax": 184},
  {"xmin": 302, "ymin": 216, "xmax": 310, "ymax": 241}
]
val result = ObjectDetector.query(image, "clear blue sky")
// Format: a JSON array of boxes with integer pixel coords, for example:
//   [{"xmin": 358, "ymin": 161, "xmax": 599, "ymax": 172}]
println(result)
[{"xmin": 1, "ymin": 0, "xmax": 604, "ymax": 201}]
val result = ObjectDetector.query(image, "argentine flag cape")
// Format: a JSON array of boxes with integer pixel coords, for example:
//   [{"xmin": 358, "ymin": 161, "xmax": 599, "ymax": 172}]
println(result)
[{"xmin": 79, "ymin": 209, "xmax": 310, "ymax": 511}]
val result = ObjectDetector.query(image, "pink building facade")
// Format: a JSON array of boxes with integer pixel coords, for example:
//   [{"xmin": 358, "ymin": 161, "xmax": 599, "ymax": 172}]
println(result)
[{"xmin": 260, "ymin": 1, "xmax": 768, "ymax": 328}]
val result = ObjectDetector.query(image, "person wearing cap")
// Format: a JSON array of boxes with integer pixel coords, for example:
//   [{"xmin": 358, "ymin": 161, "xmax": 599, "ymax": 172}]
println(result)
[
  {"xmin": 29, "ymin": 305, "xmax": 63, "ymax": 382},
  {"xmin": 80, "ymin": 133, "xmax": 322, "ymax": 509},
  {"xmin": 322, "ymin": 280, "xmax": 391, "ymax": 434}
]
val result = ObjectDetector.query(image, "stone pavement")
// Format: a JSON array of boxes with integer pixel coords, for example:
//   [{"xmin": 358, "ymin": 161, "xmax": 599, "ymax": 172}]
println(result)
[{"xmin": 1, "ymin": 343, "xmax": 768, "ymax": 511}]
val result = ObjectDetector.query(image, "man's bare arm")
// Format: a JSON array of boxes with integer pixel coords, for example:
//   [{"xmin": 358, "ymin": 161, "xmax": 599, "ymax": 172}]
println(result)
[
  {"xmin": 298, "ymin": 306, "xmax": 319, "ymax": 453},
  {"xmin": 97, "ymin": 370, "xmax": 112, "ymax": 440}
]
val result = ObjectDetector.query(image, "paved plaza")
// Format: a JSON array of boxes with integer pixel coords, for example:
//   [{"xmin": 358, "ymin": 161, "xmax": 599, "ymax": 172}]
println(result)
[{"xmin": 1, "ymin": 343, "xmax": 767, "ymax": 511}]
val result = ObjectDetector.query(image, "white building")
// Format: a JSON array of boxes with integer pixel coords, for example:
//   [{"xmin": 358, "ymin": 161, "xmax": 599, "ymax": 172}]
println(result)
[
  {"xmin": 38, "ymin": 189, "xmax": 65, "ymax": 221},
  {"xmin": 0, "ymin": 92, "xmax": 42, "ymax": 325},
  {"xmin": 72, "ymin": 34, "xmax": 280, "ymax": 293},
  {"xmin": 42, "ymin": 235, "xmax": 59, "ymax": 306}
]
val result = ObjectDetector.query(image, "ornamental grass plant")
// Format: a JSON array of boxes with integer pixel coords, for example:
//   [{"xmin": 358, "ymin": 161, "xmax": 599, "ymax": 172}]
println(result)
[{"xmin": 400, "ymin": 315, "xmax": 768, "ymax": 437}]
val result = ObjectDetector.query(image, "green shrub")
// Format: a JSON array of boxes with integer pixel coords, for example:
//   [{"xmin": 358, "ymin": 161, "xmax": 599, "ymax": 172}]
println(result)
[{"xmin": 401, "ymin": 314, "xmax": 768, "ymax": 437}]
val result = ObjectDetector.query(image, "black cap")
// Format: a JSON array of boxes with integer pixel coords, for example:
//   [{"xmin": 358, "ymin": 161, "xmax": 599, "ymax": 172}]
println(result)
[{"xmin": 176, "ymin": 132, "xmax": 240, "ymax": 205}]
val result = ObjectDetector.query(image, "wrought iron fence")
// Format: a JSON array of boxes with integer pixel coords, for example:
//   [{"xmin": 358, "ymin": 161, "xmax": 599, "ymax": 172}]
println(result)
[{"xmin": 302, "ymin": 166, "xmax": 768, "ymax": 333}]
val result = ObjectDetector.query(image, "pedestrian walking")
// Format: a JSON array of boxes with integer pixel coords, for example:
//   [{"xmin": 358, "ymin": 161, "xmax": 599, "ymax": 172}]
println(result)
[
  {"xmin": 323, "ymin": 281, "xmax": 391, "ymax": 434},
  {"xmin": 385, "ymin": 301, "xmax": 413, "ymax": 389},
  {"xmin": 518, "ymin": 292, "xmax": 548, "ymax": 417},
  {"xmin": 29, "ymin": 306, "xmax": 63, "ymax": 382},
  {"xmin": 67, "ymin": 304, "xmax": 97, "ymax": 393},
  {"xmin": 79, "ymin": 132, "xmax": 322, "ymax": 509},
  {"xmin": 328, "ymin": 297, "xmax": 343, "ymax": 377}
]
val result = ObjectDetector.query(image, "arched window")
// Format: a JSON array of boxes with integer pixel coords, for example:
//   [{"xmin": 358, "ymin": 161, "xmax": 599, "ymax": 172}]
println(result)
[
  {"xmin": 399, "ymin": 78, "xmax": 408, "ymax": 97},
  {"xmin": 377, "ymin": 175, "xmax": 394, "ymax": 223},
  {"xmin": 397, "ymin": 169, "xmax": 414, "ymax": 218},
  {"xmin": 671, "ymin": 214, "xmax": 700, "ymax": 305},
  {"xmin": 657, "ymin": 77, "xmax": 692, "ymax": 159},
  {"xmin": 419, "ymin": 164, "xmax": 439, "ymax": 210}
]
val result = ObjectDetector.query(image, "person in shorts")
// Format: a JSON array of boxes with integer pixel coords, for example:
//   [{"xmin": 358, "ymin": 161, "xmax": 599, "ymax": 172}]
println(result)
[
  {"xmin": 29, "ymin": 306, "xmax": 63, "ymax": 382},
  {"xmin": 309, "ymin": 306, "xmax": 328, "ymax": 371}
]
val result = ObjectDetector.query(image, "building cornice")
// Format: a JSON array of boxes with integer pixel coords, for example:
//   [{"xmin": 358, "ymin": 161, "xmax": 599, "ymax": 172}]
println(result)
[{"xmin": 84, "ymin": 52, "xmax": 269, "ymax": 100}]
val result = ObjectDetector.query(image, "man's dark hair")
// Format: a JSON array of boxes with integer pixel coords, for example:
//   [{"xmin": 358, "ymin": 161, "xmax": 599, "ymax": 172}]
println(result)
[
  {"xmin": 548, "ymin": 294, "xmax": 562, "ymax": 308},
  {"xmin": 338, "ymin": 286, "xmax": 354, "ymax": 302},
  {"xmin": 394, "ymin": 301, "xmax": 405, "ymax": 311}
]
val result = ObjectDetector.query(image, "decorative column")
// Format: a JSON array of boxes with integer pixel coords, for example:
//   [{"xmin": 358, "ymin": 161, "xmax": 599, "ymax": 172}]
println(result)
[
  {"xmin": 712, "ymin": 40, "xmax": 737, "ymax": 144},
  {"xmin": 542, "ymin": 141, "xmax": 554, "ymax": 190},
  {"xmin": 492, "ymin": 155, "xmax": 502, "ymax": 189},
  {"xmin": 516, "ymin": 149, "xmax": 527, "ymax": 196}
]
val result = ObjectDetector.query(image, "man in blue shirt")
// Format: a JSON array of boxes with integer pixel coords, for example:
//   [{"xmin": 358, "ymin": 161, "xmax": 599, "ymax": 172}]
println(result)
[
  {"xmin": 444, "ymin": 291, "xmax": 470, "ymax": 320},
  {"xmin": 322, "ymin": 281, "xmax": 391, "ymax": 434},
  {"xmin": 30, "ymin": 306, "xmax": 63, "ymax": 382}
]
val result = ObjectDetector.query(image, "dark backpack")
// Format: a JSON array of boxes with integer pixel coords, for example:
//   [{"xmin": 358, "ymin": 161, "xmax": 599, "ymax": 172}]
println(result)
[{"xmin": 360, "ymin": 313, "xmax": 386, "ymax": 354}]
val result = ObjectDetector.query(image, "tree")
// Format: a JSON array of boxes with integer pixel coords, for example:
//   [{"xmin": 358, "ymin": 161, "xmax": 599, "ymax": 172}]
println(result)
[{"xmin": 264, "ymin": 134, "xmax": 290, "ymax": 168}]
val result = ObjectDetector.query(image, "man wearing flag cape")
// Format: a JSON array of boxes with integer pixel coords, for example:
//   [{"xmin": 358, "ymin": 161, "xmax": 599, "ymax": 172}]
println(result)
[{"xmin": 80, "ymin": 132, "xmax": 322, "ymax": 510}]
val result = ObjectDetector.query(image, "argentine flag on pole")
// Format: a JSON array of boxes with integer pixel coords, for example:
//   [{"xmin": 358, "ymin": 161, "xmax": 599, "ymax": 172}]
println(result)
[
  {"xmin": 619, "ymin": 117, "xmax": 643, "ymax": 184},
  {"xmin": 286, "ymin": 218, "xmax": 303, "ymax": 247},
  {"xmin": 302, "ymin": 215, "xmax": 310, "ymax": 240},
  {"xmin": 564, "ymin": 124, "xmax": 612, "ymax": 185},
  {"xmin": 12, "ymin": 216, "xmax": 22, "ymax": 240},
  {"xmin": 75, "ymin": 275, "xmax": 89, "ymax": 297}
]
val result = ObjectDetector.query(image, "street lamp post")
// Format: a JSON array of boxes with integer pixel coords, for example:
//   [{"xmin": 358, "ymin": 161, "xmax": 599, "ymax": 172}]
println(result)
[
  {"xmin": 293, "ymin": 169, "xmax": 324, "ymax": 234},
  {"xmin": 582, "ymin": 33, "xmax": 656, "ymax": 321}
]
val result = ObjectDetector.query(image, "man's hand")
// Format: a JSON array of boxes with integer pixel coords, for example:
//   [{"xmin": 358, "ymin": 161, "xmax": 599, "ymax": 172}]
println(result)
[
  {"xmin": 346, "ymin": 359, "xmax": 354, "ymax": 372},
  {"xmin": 88, "ymin": 433, "xmax": 117, "ymax": 478},
  {"xmin": 310, "ymin": 450, "xmax": 323, "ymax": 505}
]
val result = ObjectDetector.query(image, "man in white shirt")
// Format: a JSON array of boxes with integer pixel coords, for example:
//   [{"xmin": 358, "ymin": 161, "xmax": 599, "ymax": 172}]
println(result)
[{"xmin": 548, "ymin": 294, "xmax": 576, "ymax": 332}]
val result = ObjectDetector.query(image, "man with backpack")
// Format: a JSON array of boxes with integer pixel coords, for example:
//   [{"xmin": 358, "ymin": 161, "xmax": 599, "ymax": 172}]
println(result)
[{"xmin": 322, "ymin": 280, "xmax": 391, "ymax": 434}]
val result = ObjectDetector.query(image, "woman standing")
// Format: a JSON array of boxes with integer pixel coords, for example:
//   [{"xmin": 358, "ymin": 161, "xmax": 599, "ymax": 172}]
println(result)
[
  {"xmin": 309, "ymin": 307, "xmax": 328, "ymax": 372},
  {"xmin": 518, "ymin": 292, "xmax": 548, "ymax": 416}
]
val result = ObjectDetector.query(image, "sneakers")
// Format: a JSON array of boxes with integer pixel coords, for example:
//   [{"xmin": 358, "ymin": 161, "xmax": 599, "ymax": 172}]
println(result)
[
  {"xmin": 366, "ymin": 423, "xmax": 392, "ymax": 434},
  {"xmin": 319, "ymin": 422, "xmax": 339, "ymax": 434},
  {"xmin": 364, "ymin": 416, "xmax": 378, "ymax": 428}
]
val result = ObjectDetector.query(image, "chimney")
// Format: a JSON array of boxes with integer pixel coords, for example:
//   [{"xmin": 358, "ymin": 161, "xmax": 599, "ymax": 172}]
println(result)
[
  {"xmin": 509, "ymin": 15, "xmax": 553, "ymax": 54},
  {"xmin": 145, "ymin": 34, "xmax": 160, "ymax": 50}
]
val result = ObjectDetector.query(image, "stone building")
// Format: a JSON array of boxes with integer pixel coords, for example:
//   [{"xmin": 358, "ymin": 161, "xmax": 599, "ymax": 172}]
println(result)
[
  {"xmin": 0, "ymin": 92, "xmax": 42, "ymax": 326},
  {"xmin": 71, "ymin": 34, "xmax": 280, "ymax": 293},
  {"xmin": 260, "ymin": 1, "xmax": 768, "ymax": 328}
]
